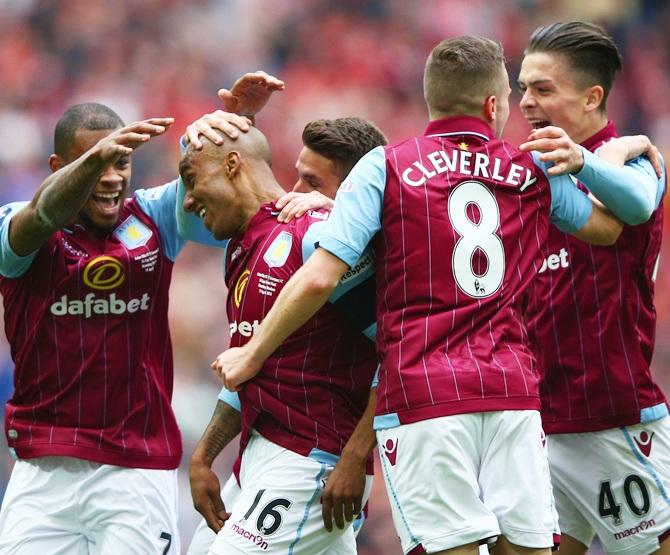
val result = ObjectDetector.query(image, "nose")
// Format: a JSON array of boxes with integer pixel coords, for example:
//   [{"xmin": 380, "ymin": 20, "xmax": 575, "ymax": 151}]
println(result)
[
  {"xmin": 519, "ymin": 89, "xmax": 535, "ymax": 110},
  {"xmin": 99, "ymin": 164, "xmax": 123, "ymax": 185},
  {"xmin": 292, "ymin": 179, "xmax": 309, "ymax": 193},
  {"xmin": 183, "ymin": 192, "xmax": 196, "ymax": 212}
]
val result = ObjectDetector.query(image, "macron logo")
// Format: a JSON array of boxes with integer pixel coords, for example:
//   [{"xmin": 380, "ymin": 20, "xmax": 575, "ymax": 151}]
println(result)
[
  {"xmin": 634, "ymin": 431, "xmax": 654, "ymax": 457},
  {"xmin": 383, "ymin": 438, "xmax": 398, "ymax": 466}
]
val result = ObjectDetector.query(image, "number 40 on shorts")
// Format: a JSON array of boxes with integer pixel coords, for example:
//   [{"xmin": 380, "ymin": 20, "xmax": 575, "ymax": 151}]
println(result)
[{"xmin": 598, "ymin": 474, "xmax": 651, "ymax": 525}]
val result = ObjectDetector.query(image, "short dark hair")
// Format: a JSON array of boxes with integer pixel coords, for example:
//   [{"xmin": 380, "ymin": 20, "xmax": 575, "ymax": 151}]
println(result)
[
  {"xmin": 424, "ymin": 36, "xmax": 507, "ymax": 119},
  {"xmin": 301, "ymin": 117, "xmax": 387, "ymax": 178},
  {"xmin": 525, "ymin": 21, "xmax": 622, "ymax": 111},
  {"xmin": 54, "ymin": 103, "xmax": 124, "ymax": 158}
]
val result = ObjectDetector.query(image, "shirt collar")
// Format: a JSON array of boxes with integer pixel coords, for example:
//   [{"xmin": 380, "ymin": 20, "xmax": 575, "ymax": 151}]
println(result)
[
  {"xmin": 424, "ymin": 116, "xmax": 496, "ymax": 142},
  {"xmin": 581, "ymin": 121, "xmax": 618, "ymax": 150}
]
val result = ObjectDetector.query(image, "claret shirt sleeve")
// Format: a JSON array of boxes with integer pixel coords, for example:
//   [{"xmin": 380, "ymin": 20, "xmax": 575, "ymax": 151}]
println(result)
[
  {"xmin": 317, "ymin": 146, "xmax": 386, "ymax": 267},
  {"xmin": 0, "ymin": 202, "xmax": 38, "ymax": 278}
]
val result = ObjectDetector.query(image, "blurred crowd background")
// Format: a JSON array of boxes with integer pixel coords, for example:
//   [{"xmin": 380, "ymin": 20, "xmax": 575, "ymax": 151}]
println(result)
[{"xmin": 0, "ymin": 0, "xmax": 669, "ymax": 553}]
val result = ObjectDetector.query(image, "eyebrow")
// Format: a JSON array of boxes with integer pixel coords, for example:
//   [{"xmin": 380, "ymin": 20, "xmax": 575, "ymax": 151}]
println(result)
[{"xmin": 518, "ymin": 78, "xmax": 554, "ymax": 87}]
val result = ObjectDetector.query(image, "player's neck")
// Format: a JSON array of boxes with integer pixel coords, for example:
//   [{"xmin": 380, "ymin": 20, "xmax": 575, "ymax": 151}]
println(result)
[
  {"xmin": 247, "ymin": 165, "xmax": 286, "ymax": 204},
  {"xmin": 571, "ymin": 112, "xmax": 609, "ymax": 145},
  {"xmin": 235, "ymin": 172, "xmax": 285, "ymax": 234}
]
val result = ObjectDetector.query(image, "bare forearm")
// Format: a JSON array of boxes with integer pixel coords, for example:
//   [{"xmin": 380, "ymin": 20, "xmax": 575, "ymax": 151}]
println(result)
[
  {"xmin": 35, "ymin": 151, "xmax": 106, "ymax": 229},
  {"xmin": 192, "ymin": 400, "xmax": 242, "ymax": 467},
  {"xmin": 341, "ymin": 388, "xmax": 377, "ymax": 462},
  {"xmin": 245, "ymin": 252, "xmax": 343, "ymax": 364}
]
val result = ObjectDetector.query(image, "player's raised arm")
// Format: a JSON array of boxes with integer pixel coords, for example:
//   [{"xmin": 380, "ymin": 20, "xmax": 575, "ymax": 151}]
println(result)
[
  {"xmin": 521, "ymin": 126, "xmax": 660, "ymax": 226},
  {"xmin": 598, "ymin": 135, "xmax": 664, "ymax": 178},
  {"xmin": 8, "ymin": 118, "xmax": 172, "ymax": 257},
  {"xmin": 217, "ymin": 70, "xmax": 285, "ymax": 118}
]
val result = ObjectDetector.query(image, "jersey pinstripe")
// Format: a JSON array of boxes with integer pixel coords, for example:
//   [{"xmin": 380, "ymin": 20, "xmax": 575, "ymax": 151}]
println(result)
[
  {"xmin": 225, "ymin": 204, "xmax": 377, "ymax": 467},
  {"xmin": 0, "ymin": 191, "xmax": 183, "ymax": 469},
  {"xmin": 527, "ymin": 121, "xmax": 667, "ymax": 433}
]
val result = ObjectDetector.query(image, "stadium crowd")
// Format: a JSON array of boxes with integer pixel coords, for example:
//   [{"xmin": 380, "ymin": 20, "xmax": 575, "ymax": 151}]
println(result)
[{"xmin": 1, "ymin": 0, "xmax": 670, "ymax": 553}]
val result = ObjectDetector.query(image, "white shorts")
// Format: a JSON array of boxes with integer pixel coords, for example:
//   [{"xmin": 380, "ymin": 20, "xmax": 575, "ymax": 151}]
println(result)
[
  {"xmin": 548, "ymin": 416, "xmax": 670, "ymax": 554},
  {"xmin": 0, "ymin": 456, "xmax": 179, "ymax": 554},
  {"xmin": 188, "ymin": 469, "xmax": 368, "ymax": 554},
  {"xmin": 377, "ymin": 410, "xmax": 558, "ymax": 554},
  {"xmin": 208, "ymin": 432, "xmax": 373, "ymax": 555}
]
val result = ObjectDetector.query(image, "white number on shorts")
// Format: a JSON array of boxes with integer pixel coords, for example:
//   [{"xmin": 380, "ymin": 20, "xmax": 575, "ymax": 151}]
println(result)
[
  {"xmin": 448, "ymin": 180, "xmax": 505, "ymax": 298},
  {"xmin": 598, "ymin": 475, "xmax": 650, "ymax": 524},
  {"xmin": 242, "ymin": 489, "xmax": 293, "ymax": 536}
]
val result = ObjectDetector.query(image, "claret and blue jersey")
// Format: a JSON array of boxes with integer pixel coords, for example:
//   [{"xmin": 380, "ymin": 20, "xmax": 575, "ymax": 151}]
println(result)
[
  {"xmin": 176, "ymin": 191, "xmax": 378, "ymax": 469},
  {"xmin": 526, "ymin": 121, "xmax": 668, "ymax": 434},
  {"xmin": 0, "ymin": 182, "xmax": 186, "ymax": 469},
  {"xmin": 315, "ymin": 115, "xmax": 658, "ymax": 431}
]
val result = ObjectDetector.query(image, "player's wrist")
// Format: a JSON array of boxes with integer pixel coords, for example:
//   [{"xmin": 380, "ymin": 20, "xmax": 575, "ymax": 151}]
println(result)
[
  {"xmin": 190, "ymin": 448, "xmax": 215, "ymax": 469},
  {"xmin": 340, "ymin": 444, "xmax": 371, "ymax": 465}
]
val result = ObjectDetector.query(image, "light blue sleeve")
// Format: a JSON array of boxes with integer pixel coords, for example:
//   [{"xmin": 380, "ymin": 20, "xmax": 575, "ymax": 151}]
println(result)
[
  {"xmin": 134, "ymin": 181, "xmax": 187, "ymax": 262},
  {"xmin": 574, "ymin": 148, "xmax": 662, "ymax": 225},
  {"xmin": 316, "ymin": 146, "xmax": 386, "ymax": 267},
  {"xmin": 532, "ymin": 153, "xmax": 592, "ymax": 234},
  {"xmin": 0, "ymin": 202, "xmax": 38, "ymax": 278},
  {"xmin": 218, "ymin": 387, "xmax": 241, "ymax": 412},
  {"xmin": 303, "ymin": 220, "xmax": 377, "ymax": 339}
]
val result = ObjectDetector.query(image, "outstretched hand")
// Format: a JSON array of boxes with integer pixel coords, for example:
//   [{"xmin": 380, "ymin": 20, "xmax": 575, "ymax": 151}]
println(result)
[
  {"xmin": 599, "ymin": 135, "xmax": 663, "ymax": 178},
  {"xmin": 519, "ymin": 125, "xmax": 584, "ymax": 175},
  {"xmin": 95, "ymin": 117, "xmax": 174, "ymax": 164},
  {"xmin": 276, "ymin": 191, "xmax": 334, "ymax": 223},
  {"xmin": 218, "ymin": 71, "xmax": 285, "ymax": 116},
  {"xmin": 184, "ymin": 111, "xmax": 252, "ymax": 150}
]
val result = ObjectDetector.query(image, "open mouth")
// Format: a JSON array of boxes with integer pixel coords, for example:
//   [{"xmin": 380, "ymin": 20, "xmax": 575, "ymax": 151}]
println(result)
[
  {"xmin": 531, "ymin": 120, "xmax": 551, "ymax": 130},
  {"xmin": 198, "ymin": 207, "xmax": 206, "ymax": 219},
  {"xmin": 92, "ymin": 191, "xmax": 121, "ymax": 211}
]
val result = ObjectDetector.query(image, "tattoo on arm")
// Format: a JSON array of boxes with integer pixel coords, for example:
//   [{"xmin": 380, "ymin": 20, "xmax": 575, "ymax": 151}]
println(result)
[{"xmin": 200, "ymin": 401, "xmax": 242, "ymax": 465}]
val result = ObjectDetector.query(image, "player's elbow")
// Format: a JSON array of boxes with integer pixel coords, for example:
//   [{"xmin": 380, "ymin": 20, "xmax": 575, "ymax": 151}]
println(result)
[
  {"xmin": 590, "ymin": 219, "xmax": 624, "ymax": 245},
  {"xmin": 303, "ymin": 267, "xmax": 341, "ymax": 296},
  {"xmin": 623, "ymin": 203, "xmax": 653, "ymax": 226}
]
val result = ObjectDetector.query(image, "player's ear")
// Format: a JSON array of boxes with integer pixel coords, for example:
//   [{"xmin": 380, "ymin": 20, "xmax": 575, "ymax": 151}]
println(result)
[
  {"xmin": 483, "ymin": 95, "xmax": 496, "ymax": 124},
  {"xmin": 49, "ymin": 154, "xmax": 64, "ymax": 174},
  {"xmin": 225, "ymin": 151, "xmax": 241, "ymax": 178},
  {"xmin": 584, "ymin": 85, "xmax": 604, "ymax": 114}
]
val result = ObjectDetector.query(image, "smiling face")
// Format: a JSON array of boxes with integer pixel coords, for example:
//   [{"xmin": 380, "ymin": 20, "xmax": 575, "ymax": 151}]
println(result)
[
  {"xmin": 61, "ymin": 127, "xmax": 131, "ymax": 232},
  {"xmin": 292, "ymin": 146, "xmax": 342, "ymax": 200},
  {"xmin": 180, "ymin": 151, "xmax": 242, "ymax": 240},
  {"xmin": 518, "ymin": 52, "xmax": 605, "ymax": 144}
]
